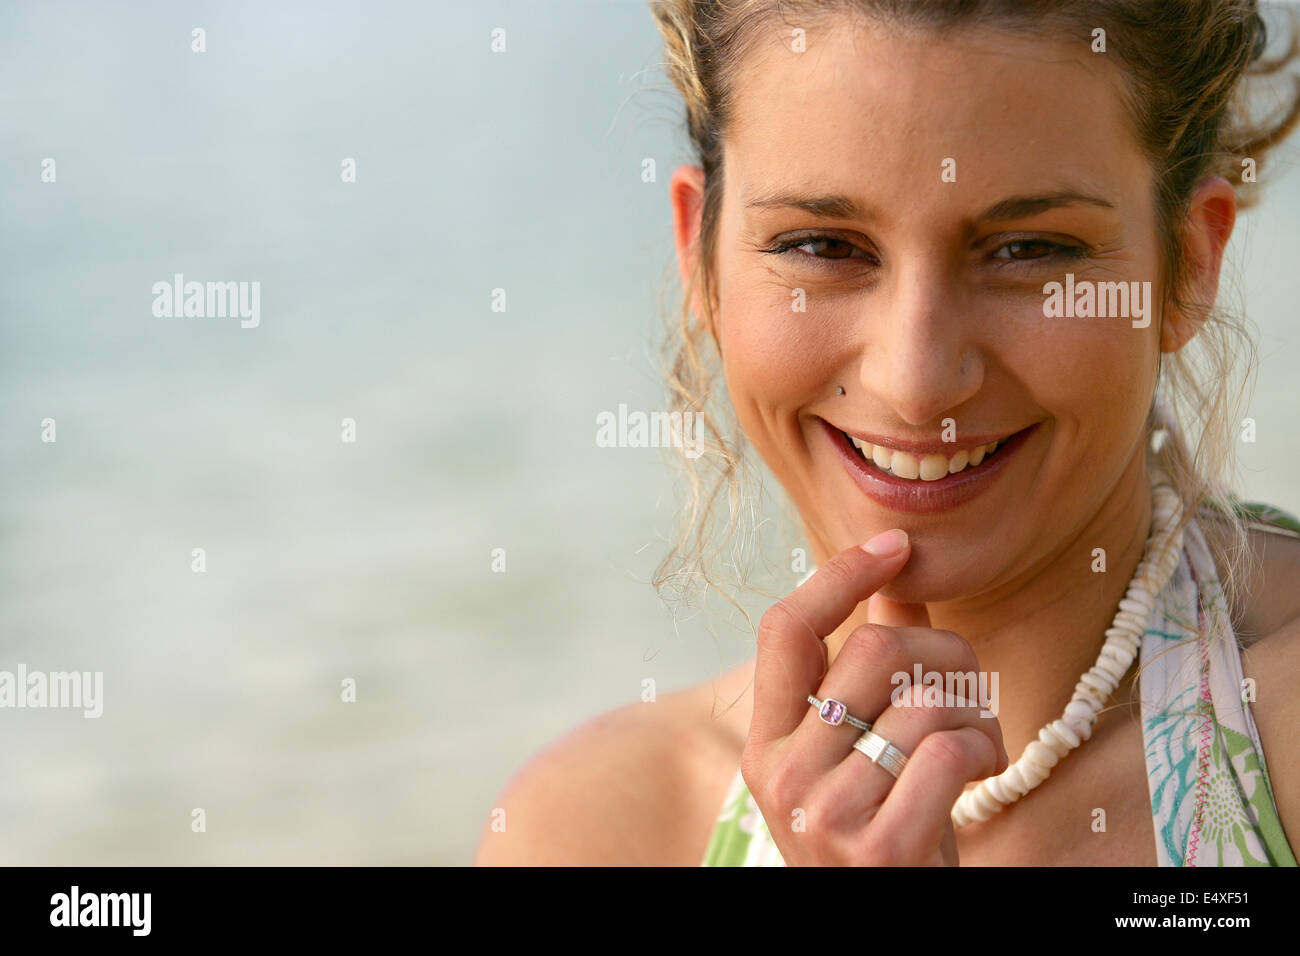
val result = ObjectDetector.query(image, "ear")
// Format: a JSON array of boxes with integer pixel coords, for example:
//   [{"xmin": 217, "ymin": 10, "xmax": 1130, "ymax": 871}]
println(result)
[
  {"xmin": 669, "ymin": 164, "xmax": 716, "ymax": 341},
  {"xmin": 1161, "ymin": 176, "xmax": 1236, "ymax": 354}
]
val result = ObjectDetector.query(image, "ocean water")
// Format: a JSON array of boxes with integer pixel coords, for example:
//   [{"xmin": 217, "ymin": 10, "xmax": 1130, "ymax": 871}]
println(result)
[{"xmin": 1, "ymin": 0, "xmax": 1297, "ymax": 865}]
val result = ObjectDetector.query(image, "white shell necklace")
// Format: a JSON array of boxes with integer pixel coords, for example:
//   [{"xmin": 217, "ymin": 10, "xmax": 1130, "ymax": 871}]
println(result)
[{"xmin": 950, "ymin": 460, "xmax": 1185, "ymax": 827}]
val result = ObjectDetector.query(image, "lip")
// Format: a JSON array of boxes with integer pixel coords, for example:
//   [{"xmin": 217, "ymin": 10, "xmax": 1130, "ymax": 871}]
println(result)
[{"xmin": 820, "ymin": 417, "xmax": 1039, "ymax": 515}]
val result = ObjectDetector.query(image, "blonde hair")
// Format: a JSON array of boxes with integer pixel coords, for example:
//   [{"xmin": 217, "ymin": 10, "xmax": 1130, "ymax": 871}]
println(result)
[{"xmin": 647, "ymin": 0, "xmax": 1300, "ymax": 633}]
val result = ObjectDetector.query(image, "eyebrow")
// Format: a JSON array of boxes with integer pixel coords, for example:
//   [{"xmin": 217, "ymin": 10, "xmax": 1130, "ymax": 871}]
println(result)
[{"xmin": 743, "ymin": 189, "xmax": 1115, "ymax": 222}]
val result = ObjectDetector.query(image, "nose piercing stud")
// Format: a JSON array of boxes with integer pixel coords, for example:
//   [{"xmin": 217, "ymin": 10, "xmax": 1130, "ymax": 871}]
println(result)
[{"xmin": 835, "ymin": 385, "xmax": 845, "ymax": 395}]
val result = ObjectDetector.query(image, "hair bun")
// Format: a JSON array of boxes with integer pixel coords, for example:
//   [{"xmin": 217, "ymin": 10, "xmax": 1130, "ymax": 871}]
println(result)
[{"xmin": 1248, "ymin": 9, "xmax": 1268, "ymax": 63}]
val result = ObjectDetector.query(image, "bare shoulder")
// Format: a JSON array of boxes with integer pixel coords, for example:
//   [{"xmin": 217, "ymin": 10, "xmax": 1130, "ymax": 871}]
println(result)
[
  {"xmin": 1200, "ymin": 511, "xmax": 1300, "ymax": 642},
  {"xmin": 473, "ymin": 660, "xmax": 755, "ymax": 866},
  {"xmin": 1233, "ymin": 521, "xmax": 1300, "ymax": 858},
  {"xmin": 1240, "ymin": 613, "xmax": 1300, "ymax": 858}
]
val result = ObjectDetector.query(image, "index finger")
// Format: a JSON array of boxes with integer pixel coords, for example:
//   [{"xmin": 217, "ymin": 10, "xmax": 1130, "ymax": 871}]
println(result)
[{"xmin": 750, "ymin": 529, "xmax": 911, "ymax": 748}]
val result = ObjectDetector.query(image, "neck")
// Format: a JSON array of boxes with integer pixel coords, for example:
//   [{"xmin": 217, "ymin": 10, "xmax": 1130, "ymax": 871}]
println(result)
[{"xmin": 819, "ymin": 448, "xmax": 1154, "ymax": 761}]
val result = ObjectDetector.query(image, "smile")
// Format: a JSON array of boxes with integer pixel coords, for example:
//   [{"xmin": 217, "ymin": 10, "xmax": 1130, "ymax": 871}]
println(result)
[
  {"xmin": 821, "ymin": 418, "xmax": 1039, "ymax": 514},
  {"xmin": 843, "ymin": 431, "xmax": 1008, "ymax": 480}
]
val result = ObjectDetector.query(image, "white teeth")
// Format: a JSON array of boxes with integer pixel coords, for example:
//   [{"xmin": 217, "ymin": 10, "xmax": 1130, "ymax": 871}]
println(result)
[
  {"xmin": 844, "ymin": 430, "xmax": 1012, "ymax": 480},
  {"xmin": 919, "ymin": 454, "xmax": 949, "ymax": 481},
  {"xmin": 872, "ymin": 444, "xmax": 892, "ymax": 471},
  {"xmin": 890, "ymin": 451, "xmax": 920, "ymax": 480}
]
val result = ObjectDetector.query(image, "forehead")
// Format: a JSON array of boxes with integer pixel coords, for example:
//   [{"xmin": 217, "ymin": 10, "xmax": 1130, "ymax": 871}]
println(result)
[{"xmin": 725, "ymin": 20, "xmax": 1145, "ymax": 213}]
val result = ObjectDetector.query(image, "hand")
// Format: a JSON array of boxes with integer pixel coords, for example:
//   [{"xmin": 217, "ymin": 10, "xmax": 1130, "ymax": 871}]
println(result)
[{"xmin": 742, "ymin": 530, "xmax": 1009, "ymax": 865}]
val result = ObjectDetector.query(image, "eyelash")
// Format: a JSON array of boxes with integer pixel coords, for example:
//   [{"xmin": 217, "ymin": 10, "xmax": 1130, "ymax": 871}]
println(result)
[{"xmin": 761, "ymin": 234, "xmax": 1088, "ymax": 271}]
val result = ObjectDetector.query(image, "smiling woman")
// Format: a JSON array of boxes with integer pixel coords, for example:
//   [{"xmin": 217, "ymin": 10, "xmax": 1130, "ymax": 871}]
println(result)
[{"xmin": 474, "ymin": 0, "xmax": 1300, "ymax": 867}]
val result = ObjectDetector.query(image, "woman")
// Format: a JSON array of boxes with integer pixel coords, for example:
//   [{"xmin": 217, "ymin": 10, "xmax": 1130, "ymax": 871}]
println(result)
[{"xmin": 476, "ymin": 0, "xmax": 1300, "ymax": 865}]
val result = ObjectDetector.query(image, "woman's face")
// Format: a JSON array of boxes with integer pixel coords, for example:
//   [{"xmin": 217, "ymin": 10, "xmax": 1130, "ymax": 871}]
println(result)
[{"xmin": 706, "ymin": 21, "xmax": 1178, "ymax": 602}]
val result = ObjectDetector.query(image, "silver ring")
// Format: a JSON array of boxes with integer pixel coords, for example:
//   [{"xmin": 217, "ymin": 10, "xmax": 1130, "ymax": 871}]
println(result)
[
  {"xmin": 807, "ymin": 695, "xmax": 871, "ymax": 732},
  {"xmin": 852, "ymin": 729, "xmax": 909, "ymax": 779}
]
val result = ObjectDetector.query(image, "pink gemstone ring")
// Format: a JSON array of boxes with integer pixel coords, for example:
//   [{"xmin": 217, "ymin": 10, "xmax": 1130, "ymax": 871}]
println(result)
[{"xmin": 808, "ymin": 695, "xmax": 872, "ymax": 732}]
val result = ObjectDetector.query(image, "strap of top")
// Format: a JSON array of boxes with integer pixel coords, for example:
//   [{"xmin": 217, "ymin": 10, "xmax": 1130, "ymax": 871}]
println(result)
[
  {"xmin": 1206, "ymin": 496, "xmax": 1300, "ymax": 537},
  {"xmin": 1138, "ymin": 508, "xmax": 1297, "ymax": 865}
]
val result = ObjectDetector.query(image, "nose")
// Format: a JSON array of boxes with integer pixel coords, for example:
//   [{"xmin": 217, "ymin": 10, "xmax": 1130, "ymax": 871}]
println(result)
[{"xmin": 858, "ymin": 260, "xmax": 983, "ymax": 427}]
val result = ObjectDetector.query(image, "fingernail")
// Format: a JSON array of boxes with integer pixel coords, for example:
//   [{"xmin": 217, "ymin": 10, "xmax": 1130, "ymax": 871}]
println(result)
[{"xmin": 862, "ymin": 528, "xmax": 908, "ymax": 557}]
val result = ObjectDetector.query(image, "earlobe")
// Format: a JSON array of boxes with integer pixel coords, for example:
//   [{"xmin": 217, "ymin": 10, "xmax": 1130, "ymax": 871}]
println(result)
[
  {"xmin": 1160, "ymin": 312, "xmax": 1198, "ymax": 353},
  {"xmin": 1160, "ymin": 176, "xmax": 1237, "ymax": 355}
]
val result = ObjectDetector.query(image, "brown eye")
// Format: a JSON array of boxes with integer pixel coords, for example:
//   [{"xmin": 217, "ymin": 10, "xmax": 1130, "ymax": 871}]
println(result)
[
  {"xmin": 989, "ymin": 238, "xmax": 1088, "ymax": 269},
  {"xmin": 765, "ymin": 234, "xmax": 877, "ymax": 268},
  {"xmin": 995, "ymin": 240, "xmax": 1066, "ymax": 260},
  {"xmin": 791, "ymin": 236, "xmax": 857, "ymax": 260}
]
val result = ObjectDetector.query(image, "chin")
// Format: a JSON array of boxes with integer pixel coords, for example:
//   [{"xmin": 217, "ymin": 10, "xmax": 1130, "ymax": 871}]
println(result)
[{"xmin": 877, "ymin": 552, "xmax": 980, "ymax": 605}]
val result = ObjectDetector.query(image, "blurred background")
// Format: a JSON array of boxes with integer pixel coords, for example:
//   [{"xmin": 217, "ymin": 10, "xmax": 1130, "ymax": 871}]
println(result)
[{"xmin": 1, "ymin": 0, "xmax": 1297, "ymax": 865}]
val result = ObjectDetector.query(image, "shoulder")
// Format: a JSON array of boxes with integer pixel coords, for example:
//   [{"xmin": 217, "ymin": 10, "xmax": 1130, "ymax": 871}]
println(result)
[
  {"xmin": 473, "ymin": 661, "xmax": 754, "ymax": 866},
  {"xmin": 1240, "ymin": 614, "xmax": 1300, "ymax": 858},
  {"xmin": 1199, "ymin": 504, "xmax": 1300, "ymax": 642},
  {"xmin": 1231, "ymin": 510, "xmax": 1300, "ymax": 856}
]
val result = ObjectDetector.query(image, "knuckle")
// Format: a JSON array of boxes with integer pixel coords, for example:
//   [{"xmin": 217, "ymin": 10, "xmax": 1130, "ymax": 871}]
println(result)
[
  {"xmin": 814, "ymin": 552, "xmax": 861, "ymax": 590},
  {"xmin": 763, "ymin": 759, "xmax": 804, "ymax": 811},
  {"xmin": 888, "ymin": 693, "xmax": 947, "ymax": 745},
  {"xmin": 844, "ymin": 623, "xmax": 904, "ymax": 673},
  {"xmin": 916, "ymin": 729, "xmax": 976, "ymax": 772},
  {"xmin": 757, "ymin": 600, "xmax": 801, "ymax": 644},
  {"xmin": 798, "ymin": 798, "xmax": 833, "ymax": 836},
  {"xmin": 940, "ymin": 629, "xmax": 980, "ymax": 671},
  {"xmin": 894, "ymin": 680, "xmax": 940, "ymax": 717}
]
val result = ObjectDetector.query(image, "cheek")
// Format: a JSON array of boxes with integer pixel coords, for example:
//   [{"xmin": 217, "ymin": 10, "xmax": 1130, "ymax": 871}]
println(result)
[
  {"xmin": 1018, "ymin": 312, "xmax": 1160, "ymax": 433},
  {"xmin": 718, "ymin": 286, "xmax": 844, "ymax": 402}
]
